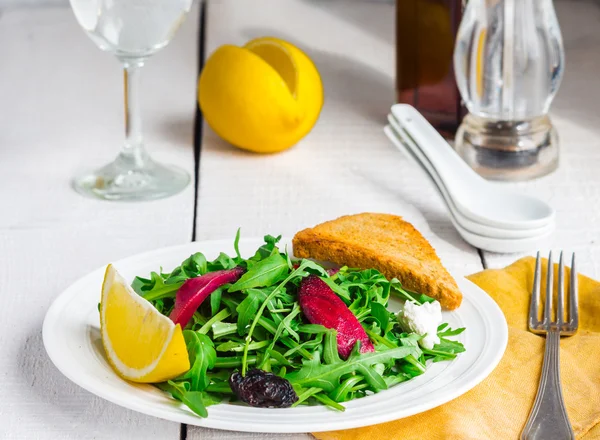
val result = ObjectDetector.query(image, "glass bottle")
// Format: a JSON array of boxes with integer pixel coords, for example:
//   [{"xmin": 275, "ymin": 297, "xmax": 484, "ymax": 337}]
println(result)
[
  {"xmin": 453, "ymin": 0, "xmax": 565, "ymax": 180},
  {"xmin": 396, "ymin": 0, "xmax": 466, "ymax": 138}
]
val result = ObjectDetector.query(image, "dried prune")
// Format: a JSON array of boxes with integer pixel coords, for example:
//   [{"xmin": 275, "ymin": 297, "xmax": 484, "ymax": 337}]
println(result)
[{"xmin": 229, "ymin": 369, "xmax": 298, "ymax": 408}]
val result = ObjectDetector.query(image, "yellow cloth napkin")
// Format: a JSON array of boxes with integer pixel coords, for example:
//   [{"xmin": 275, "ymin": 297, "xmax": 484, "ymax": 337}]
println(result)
[{"xmin": 314, "ymin": 257, "xmax": 600, "ymax": 440}]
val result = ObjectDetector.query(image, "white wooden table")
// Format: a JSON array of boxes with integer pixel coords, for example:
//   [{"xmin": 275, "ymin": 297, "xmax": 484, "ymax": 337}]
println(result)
[{"xmin": 1, "ymin": 0, "xmax": 599, "ymax": 438}]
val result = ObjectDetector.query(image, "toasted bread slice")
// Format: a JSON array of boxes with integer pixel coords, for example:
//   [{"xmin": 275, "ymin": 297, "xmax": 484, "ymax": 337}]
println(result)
[{"xmin": 292, "ymin": 213, "xmax": 462, "ymax": 310}]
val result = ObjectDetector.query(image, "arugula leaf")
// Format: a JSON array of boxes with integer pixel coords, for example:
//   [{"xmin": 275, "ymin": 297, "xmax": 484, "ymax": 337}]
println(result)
[
  {"xmin": 298, "ymin": 324, "xmax": 329, "ymax": 334},
  {"xmin": 286, "ymin": 346, "xmax": 418, "ymax": 392},
  {"xmin": 292, "ymin": 387, "xmax": 323, "ymax": 407},
  {"xmin": 210, "ymin": 285, "xmax": 224, "ymax": 316},
  {"xmin": 157, "ymin": 380, "xmax": 209, "ymax": 418},
  {"xmin": 249, "ymin": 235, "xmax": 282, "ymax": 263},
  {"xmin": 190, "ymin": 312, "xmax": 208, "ymax": 331},
  {"xmin": 298, "ymin": 259, "xmax": 329, "ymax": 277},
  {"xmin": 424, "ymin": 336, "xmax": 466, "ymax": 362},
  {"xmin": 236, "ymin": 288, "xmax": 269, "ymax": 335},
  {"xmin": 258, "ymin": 303, "xmax": 300, "ymax": 368},
  {"xmin": 197, "ymin": 309, "xmax": 231, "ymax": 335},
  {"xmin": 321, "ymin": 277, "xmax": 351, "ymax": 301},
  {"xmin": 211, "ymin": 321, "xmax": 237, "ymax": 339},
  {"xmin": 216, "ymin": 340, "xmax": 269, "ymax": 352},
  {"xmin": 437, "ymin": 324, "xmax": 466, "ymax": 338},
  {"xmin": 370, "ymin": 302, "xmax": 390, "ymax": 334},
  {"xmin": 436, "ymin": 336, "xmax": 466, "ymax": 354},
  {"xmin": 136, "ymin": 271, "xmax": 182, "ymax": 302},
  {"xmin": 152, "ymin": 299, "xmax": 166, "ymax": 315},
  {"xmin": 313, "ymin": 392, "xmax": 346, "ymax": 411},
  {"xmin": 279, "ymin": 304, "xmax": 301, "ymax": 342},
  {"xmin": 384, "ymin": 375, "xmax": 409, "ymax": 387},
  {"xmin": 164, "ymin": 253, "xmax": 208, "ymax": 285},
  {"xmin": 259, "ymin": 303, "xmax": 302, "ymax": 368},
  {"xmin": 365, "ymin": 328, "xmax": 398, "ymax": 349},
  {"xmin": 177, "ymin": 331, "xmax": 216, "ymax": 391},
  {"xmin": 323, "ymin": 330, "xmax": 341, "ymax": 365},
  {"xmin": 141, "ymin": 283, "xmax": 181, "ymax": 302},
  {"xmin": 397, "ymin": 359, "xmax": 426, "ymax": 378},
  {"xmin": 229, "ymin": 253, "xmax": 289, "ymax": 292},
  {"xmin": 268, "ymin": 349, "xmax": 293, "ymax": 367},
  {"xmin": 360, "ymin": 362, "xmax": 387, "ymax": 391},
  {"xmin": 214, "ymin": 355, "xmax": 257, "ymax": 369},
  {"xmin": 284, "ymin": 245, "xmax": 293, "ymax": 270},
  {"xmin": 403, "ymin": 354, "xmax": 427, "ymax": 374},
  {"xmin": 131, "ymin": 275, "xmax": 151, "ymax": 295},
  {"xmin": 330, "ymin": 375, "xmax": 363, "ymax": 402},
  {"xmin": 390, "ymin": 279, "xmax": 435, "ymax": 304},
  {"xmin": 233, "ymin": 228, "xmax": 242, "ymax": 262},
  {"xmin": 208, "ymin": 253, "xmax": 237, "ymax": 272},
  {"xmin": 182, "ymin": 253, "xmax": 208, "ymax": 277},
  {"xmin": 200, "ymin": 391, "xmax": 224, "ymax": 407},
  {"xmin": 205, "ymin": 382, "xmax": 234, "ymax": 394},
  {"xmin": 398, "ymin": 333, "xmax": 423, "ymax": 352}
]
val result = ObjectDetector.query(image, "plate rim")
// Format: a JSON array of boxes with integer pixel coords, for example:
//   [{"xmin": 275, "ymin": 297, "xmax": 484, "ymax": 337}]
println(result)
[{"xmin": 43, "ymin": 238, "xmax": 509, "ymax": 433}]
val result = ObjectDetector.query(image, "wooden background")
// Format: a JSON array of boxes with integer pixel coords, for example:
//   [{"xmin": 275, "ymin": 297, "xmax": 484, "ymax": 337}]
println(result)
[{"xmin": 1, "ymin": 0, "xmax": 599, "ymax": 438}]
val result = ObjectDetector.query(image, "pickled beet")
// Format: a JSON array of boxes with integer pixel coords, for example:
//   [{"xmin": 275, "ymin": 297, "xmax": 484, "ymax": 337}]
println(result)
[
  {"xmin": 299, "ymin": 275, "xmax": 374, "ymax": 359},
  {"xmin": 169, "ymin": 267, "xmax": 245, "ymax": 328}
]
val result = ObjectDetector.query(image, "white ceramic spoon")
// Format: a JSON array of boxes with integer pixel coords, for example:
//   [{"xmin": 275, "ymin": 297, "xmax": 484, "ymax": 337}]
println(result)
[
  {"xmin": 384, "ymin": 125, "xmax": 553, "ymax": 253},
  {"xmin": 391, "ymin": 104, "xmax": 555, "ymax": 230},
  {"xmin": 386, "ymin": 115, "xmax": 555, "ymax": 239}
]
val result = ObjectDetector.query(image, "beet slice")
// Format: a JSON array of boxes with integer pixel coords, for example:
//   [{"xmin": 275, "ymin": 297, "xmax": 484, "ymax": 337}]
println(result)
[
  {"xmin": 298, "ymin": 275, "xmax": 374, "ymax": 359},
  {"xmin": 169, "ymin": 267, "xmax": 245, "ymax": 328}
]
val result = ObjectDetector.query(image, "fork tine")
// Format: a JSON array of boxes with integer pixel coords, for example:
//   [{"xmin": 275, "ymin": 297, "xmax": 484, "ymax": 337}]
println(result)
[
  {"xmin": 529, "ymin": 252, "xmax": 542, "ymax": 329},
  {"xmin": 544, "ymin": 251, "xmax": 553, "ymax": 328},
  {"xmin": 557, "ymin": 251, "xmax": 565, "ymax": 326},
  {"xmin": 570, "ymin": 253, "xmax": 578, "ymax": 328}
]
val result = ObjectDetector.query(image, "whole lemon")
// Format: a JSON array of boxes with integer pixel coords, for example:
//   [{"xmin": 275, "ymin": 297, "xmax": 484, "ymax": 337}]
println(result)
[{"xmin": 198, "ymin": 37, "xmax": 324, "ymax": 154}]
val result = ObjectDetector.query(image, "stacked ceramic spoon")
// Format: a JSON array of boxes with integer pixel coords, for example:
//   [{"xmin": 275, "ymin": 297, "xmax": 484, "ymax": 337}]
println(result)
[{"xmin": 384, "ymin": 104, "xmax": 555, "ymax": 253}]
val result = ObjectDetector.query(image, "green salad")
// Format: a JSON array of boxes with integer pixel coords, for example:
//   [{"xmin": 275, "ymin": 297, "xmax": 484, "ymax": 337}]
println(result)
[{"xmin": 131, "ymin": 232, "xmax": 465, "ymax": 417}]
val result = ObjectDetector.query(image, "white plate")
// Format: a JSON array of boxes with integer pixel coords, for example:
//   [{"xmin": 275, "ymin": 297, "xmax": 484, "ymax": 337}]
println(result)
[{"xmin": 43, "ymin": 238, "xmax": 508, "ymax": 433}]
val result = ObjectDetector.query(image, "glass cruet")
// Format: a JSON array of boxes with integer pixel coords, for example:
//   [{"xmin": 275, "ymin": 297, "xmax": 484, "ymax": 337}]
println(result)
[{"xmin": 453, "ymin": 0, "xmax": 565, "ymax": 180}]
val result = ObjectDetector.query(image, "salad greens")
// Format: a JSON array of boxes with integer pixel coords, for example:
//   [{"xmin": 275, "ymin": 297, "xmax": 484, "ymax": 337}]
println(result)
[{"xmin": 132, "ymin": 233, "xmax": 465, "ymax": 417}]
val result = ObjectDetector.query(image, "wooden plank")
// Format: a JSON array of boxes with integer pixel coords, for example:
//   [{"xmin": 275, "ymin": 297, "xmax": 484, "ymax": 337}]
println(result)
[
  {"xmin": 186, "ymin": 428, "xmax": 313, "ymax": 440},
  {"xmin": 189, "ymin": 0, "xmax": 484, "ymax": 438},
  {"xmin": 0, "ymin": 5, "xmax": 200, "ymax": 439}
]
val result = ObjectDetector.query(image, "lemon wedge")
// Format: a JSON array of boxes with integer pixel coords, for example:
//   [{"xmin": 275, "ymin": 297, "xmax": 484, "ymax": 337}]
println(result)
[
  {"xmin": 100, "ymin": 264, "xmax": 189, "ymax": 383},
  {"xmin": 198, "ymin": 37, "xmax": 323, "ymax": 154}
]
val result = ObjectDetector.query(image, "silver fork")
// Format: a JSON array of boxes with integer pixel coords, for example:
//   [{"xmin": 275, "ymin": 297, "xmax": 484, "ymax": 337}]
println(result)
[{"xmin": 521, "ymin": 252, "xmax": 578, "ymax": 440}]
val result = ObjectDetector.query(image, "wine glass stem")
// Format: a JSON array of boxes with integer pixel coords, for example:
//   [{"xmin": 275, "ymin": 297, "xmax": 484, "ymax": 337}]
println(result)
[{"xmin": 122, "ymin": 61, "xmax": 149, "ymax": 168}]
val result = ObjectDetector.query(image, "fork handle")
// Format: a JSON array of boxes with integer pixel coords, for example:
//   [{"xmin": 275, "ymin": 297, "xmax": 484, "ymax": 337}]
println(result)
[{"xmin": 521, "ymin": 330, "xmax": 574, "ymax": 440}]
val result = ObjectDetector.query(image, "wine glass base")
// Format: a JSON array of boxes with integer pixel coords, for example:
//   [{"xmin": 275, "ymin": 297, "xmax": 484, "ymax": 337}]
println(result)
[{"xmin": 73, "ymin": 157, "xmax": 190, "ymax": 201}]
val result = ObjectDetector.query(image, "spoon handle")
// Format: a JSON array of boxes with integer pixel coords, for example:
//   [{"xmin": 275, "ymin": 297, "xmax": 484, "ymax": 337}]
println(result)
[
  {"xmin": 386, "ymin": 117, "xmax": 457, "ymax": 214},
  {"xmin": 391, "ymin": 104, "xmax": 485, "ymax": 189},
  {"xmin": 390, "ymin": 105, "xmax": 555, "ymax": 229}
]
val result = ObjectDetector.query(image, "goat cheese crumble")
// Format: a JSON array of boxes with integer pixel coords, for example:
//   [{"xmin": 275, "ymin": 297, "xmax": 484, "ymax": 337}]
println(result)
[{"xmin": 397, "ymin": 300, "xmax": 443, "ymax": 349}]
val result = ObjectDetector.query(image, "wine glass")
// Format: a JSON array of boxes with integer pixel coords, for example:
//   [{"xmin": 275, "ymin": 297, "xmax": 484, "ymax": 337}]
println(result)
[{"xmin": 70, "ymin": 0, "xmax": 193, "ymax": 201}]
